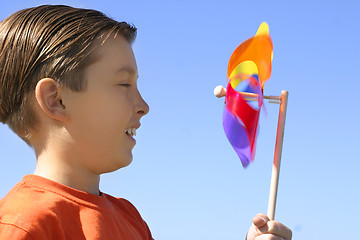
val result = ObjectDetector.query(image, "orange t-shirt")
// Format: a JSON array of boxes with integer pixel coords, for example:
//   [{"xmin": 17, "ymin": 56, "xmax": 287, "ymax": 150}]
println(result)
[{"xmin": 0, "ymin": 175, "xmax": 153, "ymax": 240}]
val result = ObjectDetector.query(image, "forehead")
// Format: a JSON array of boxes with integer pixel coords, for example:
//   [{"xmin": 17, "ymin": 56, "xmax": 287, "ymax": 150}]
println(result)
[{"xmin": 88, "ymin": 34, "xmax": 138, "ymax": 74}]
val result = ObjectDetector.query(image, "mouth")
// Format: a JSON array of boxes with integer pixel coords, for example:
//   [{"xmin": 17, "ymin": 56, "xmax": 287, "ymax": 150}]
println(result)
[{"xmin": 125, "ymin": 128, "xmax": 137, "ymax": 138}]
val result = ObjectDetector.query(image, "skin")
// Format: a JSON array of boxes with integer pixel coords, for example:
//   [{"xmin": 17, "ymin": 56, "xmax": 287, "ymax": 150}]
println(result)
[
  {"xmin": 29, "ymin": 33, "xmax": 291, "ymax": 239},
  {"xmin": 247, "ymin": 213, "xmax": 292, "ymax": 240},
  {"xmin": 31, "ymin": 35, "xmax": 149, "ymax": 195}
]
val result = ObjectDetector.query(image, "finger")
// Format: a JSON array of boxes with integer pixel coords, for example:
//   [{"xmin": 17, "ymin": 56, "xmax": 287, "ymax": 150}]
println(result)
[
  {"xmin": 255, "ymin": 234, "xmax": 286, "ymax": 240},
  {"xmin": 258, "ymin": 221, "xmax": 292, "ymax": 240},
  {"xmin": 252, "ymin": 213, "xmax": 270, "ymax": 228}
]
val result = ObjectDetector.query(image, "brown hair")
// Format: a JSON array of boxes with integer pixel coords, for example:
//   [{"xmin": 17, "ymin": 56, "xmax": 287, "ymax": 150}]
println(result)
[{"xmin": 0, "ymin": 5, "xmax": 137, "ymax": 144}]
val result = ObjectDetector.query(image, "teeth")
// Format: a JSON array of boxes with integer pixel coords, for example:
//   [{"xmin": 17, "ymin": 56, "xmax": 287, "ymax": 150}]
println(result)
[{"xmin": 125, "ymin": 128, "xmax": 136, "ymax": 137}]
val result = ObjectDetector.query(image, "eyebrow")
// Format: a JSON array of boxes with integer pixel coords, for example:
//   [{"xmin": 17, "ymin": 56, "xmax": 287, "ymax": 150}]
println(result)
[
  {"xmin": 115, "ymin": 66, "xmax": 136, "ymax": 74},
  {"xmin": 115, "ymin": 66, "xmax": 139, "ymax": 79}
]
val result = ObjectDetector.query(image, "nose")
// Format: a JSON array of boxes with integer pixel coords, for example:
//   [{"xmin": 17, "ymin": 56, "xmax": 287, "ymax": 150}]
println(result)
[{"xmin": 136, "ymin": 91, "xmax": 149, "ymax": 117}]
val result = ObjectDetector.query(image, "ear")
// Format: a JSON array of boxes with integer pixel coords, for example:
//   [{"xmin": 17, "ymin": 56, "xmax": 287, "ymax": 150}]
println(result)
[{"xmin": 35, "ymin": 78, "xmax": 69, "ymax": 122}]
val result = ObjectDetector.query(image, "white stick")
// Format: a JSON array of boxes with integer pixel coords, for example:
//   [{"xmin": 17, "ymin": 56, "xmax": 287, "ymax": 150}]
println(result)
[
  {"xmin": 213, "ymin": 85, "xmax": 281, "ymax": 103},
  {"xmin": 267, "ymin": 90, "xmax": 288, "ymax": 220}
]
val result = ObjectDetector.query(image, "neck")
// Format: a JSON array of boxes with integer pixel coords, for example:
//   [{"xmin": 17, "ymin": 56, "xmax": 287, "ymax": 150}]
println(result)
[
  {"xmin": 33, "ymin": 141, "xmax": 101, "ymax": 196},
  {"xmin": 33, "ymin": 161, "xmax": 101, "ymax": 195}
]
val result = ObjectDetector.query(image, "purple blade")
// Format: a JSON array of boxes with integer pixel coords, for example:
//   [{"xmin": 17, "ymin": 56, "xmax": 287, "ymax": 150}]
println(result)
[{"xmin": 222, "ymin": 106, "xmax": 251, "ymax": 167}]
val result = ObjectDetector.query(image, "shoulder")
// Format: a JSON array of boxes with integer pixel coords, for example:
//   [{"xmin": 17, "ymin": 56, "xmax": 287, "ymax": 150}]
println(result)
[
  {"xmin": 103, "ymin": 194, "xmax": 153, "ymax": 238},
  {"xmin": 0, "ymin": 222, "xmax": 35, "ymax": 240},
  {"xmin": 104, "ymin": 194, "xmax": 143, "ymax": 218},
  {"xmin": 0, "ymin": 180, "xmax": 68, "ymax": 239},
  {"xmin": 0, "ymin": 178, "xmax": 72, "ymax": 217}
]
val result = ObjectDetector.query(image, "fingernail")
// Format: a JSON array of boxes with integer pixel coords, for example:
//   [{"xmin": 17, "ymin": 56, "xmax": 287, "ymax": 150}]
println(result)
[{"xmin": 259, "ymin": 216, "xmax": 267, "ymax": 222}]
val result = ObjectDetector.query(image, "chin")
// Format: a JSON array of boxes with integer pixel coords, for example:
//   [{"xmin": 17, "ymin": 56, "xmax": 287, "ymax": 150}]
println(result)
[
  {"xmin": 98, "ymin": 154, "xmax": 133, "ymax": 174},
  {"xmin": 115, "ymin": 154, "xmax": 133, "ymax": 170},
  {"xmin": 122, "ymin": 158, "xmax": 133, "ymax": 168}
]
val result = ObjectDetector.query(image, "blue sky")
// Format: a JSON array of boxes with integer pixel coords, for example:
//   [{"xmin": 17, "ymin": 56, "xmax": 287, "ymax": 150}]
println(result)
[{"xmin": 1, "ymin": 1, "xmax": 359, "ymax": 239}]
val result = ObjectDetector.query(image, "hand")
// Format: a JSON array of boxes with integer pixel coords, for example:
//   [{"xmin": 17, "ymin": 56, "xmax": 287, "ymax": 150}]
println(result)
[{"xmin": 246, "ymin": 213, "xmax": 292, "ymax": 240}]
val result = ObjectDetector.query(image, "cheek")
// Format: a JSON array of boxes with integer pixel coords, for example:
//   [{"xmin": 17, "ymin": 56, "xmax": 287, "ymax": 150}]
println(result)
[
  {"xmin": 90, "ymin": 102, "xmax": 132, "ymax": 138},
  {"xmin": 69, "ymin": 92, "xmax": 133, "ymax": 141}
]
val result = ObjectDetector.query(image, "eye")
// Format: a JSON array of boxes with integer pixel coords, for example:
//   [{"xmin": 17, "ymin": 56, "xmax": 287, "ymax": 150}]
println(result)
[{"xmin": 118, "ymin": 83, "xmax": 131, "ymax": 87}]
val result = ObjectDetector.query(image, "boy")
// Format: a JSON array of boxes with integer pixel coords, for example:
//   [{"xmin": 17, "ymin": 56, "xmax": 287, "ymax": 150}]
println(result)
[{"xmin": 0, "ymin": 5, "xmax": 291, "ymax": 240}]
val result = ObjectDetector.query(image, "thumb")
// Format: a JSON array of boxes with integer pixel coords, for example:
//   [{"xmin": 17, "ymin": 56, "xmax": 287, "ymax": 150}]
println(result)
[{"xmin": 252, "ymin": 213, "xmax": 270, "ymax": 228}]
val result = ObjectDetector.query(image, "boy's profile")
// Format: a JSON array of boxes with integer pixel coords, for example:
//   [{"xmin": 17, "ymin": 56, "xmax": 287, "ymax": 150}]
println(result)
[{"xmin": 0, "ymin": 5, "xmax": 292, "ymax": 240}]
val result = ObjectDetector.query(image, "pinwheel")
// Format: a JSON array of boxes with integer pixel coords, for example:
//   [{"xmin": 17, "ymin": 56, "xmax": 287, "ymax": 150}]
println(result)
[{"xmin": 214, "ymin": 22, "xmax": 289, "ymax": 220}]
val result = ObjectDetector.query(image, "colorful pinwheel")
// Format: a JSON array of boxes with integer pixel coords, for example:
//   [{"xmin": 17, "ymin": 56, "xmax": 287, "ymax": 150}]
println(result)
[
  {"xmin": 223, "ymin": 22, "xmax": 273, "ymax": 167},
  {"xmin": 215, "ymin": 22, "xmax": 289, "ymax": 220}
]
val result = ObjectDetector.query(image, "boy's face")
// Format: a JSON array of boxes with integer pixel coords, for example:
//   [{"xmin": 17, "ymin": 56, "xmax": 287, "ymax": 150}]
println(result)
[{"xmin": 62, "ymin": 35, "xmax": 149, "ymax": 174}]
